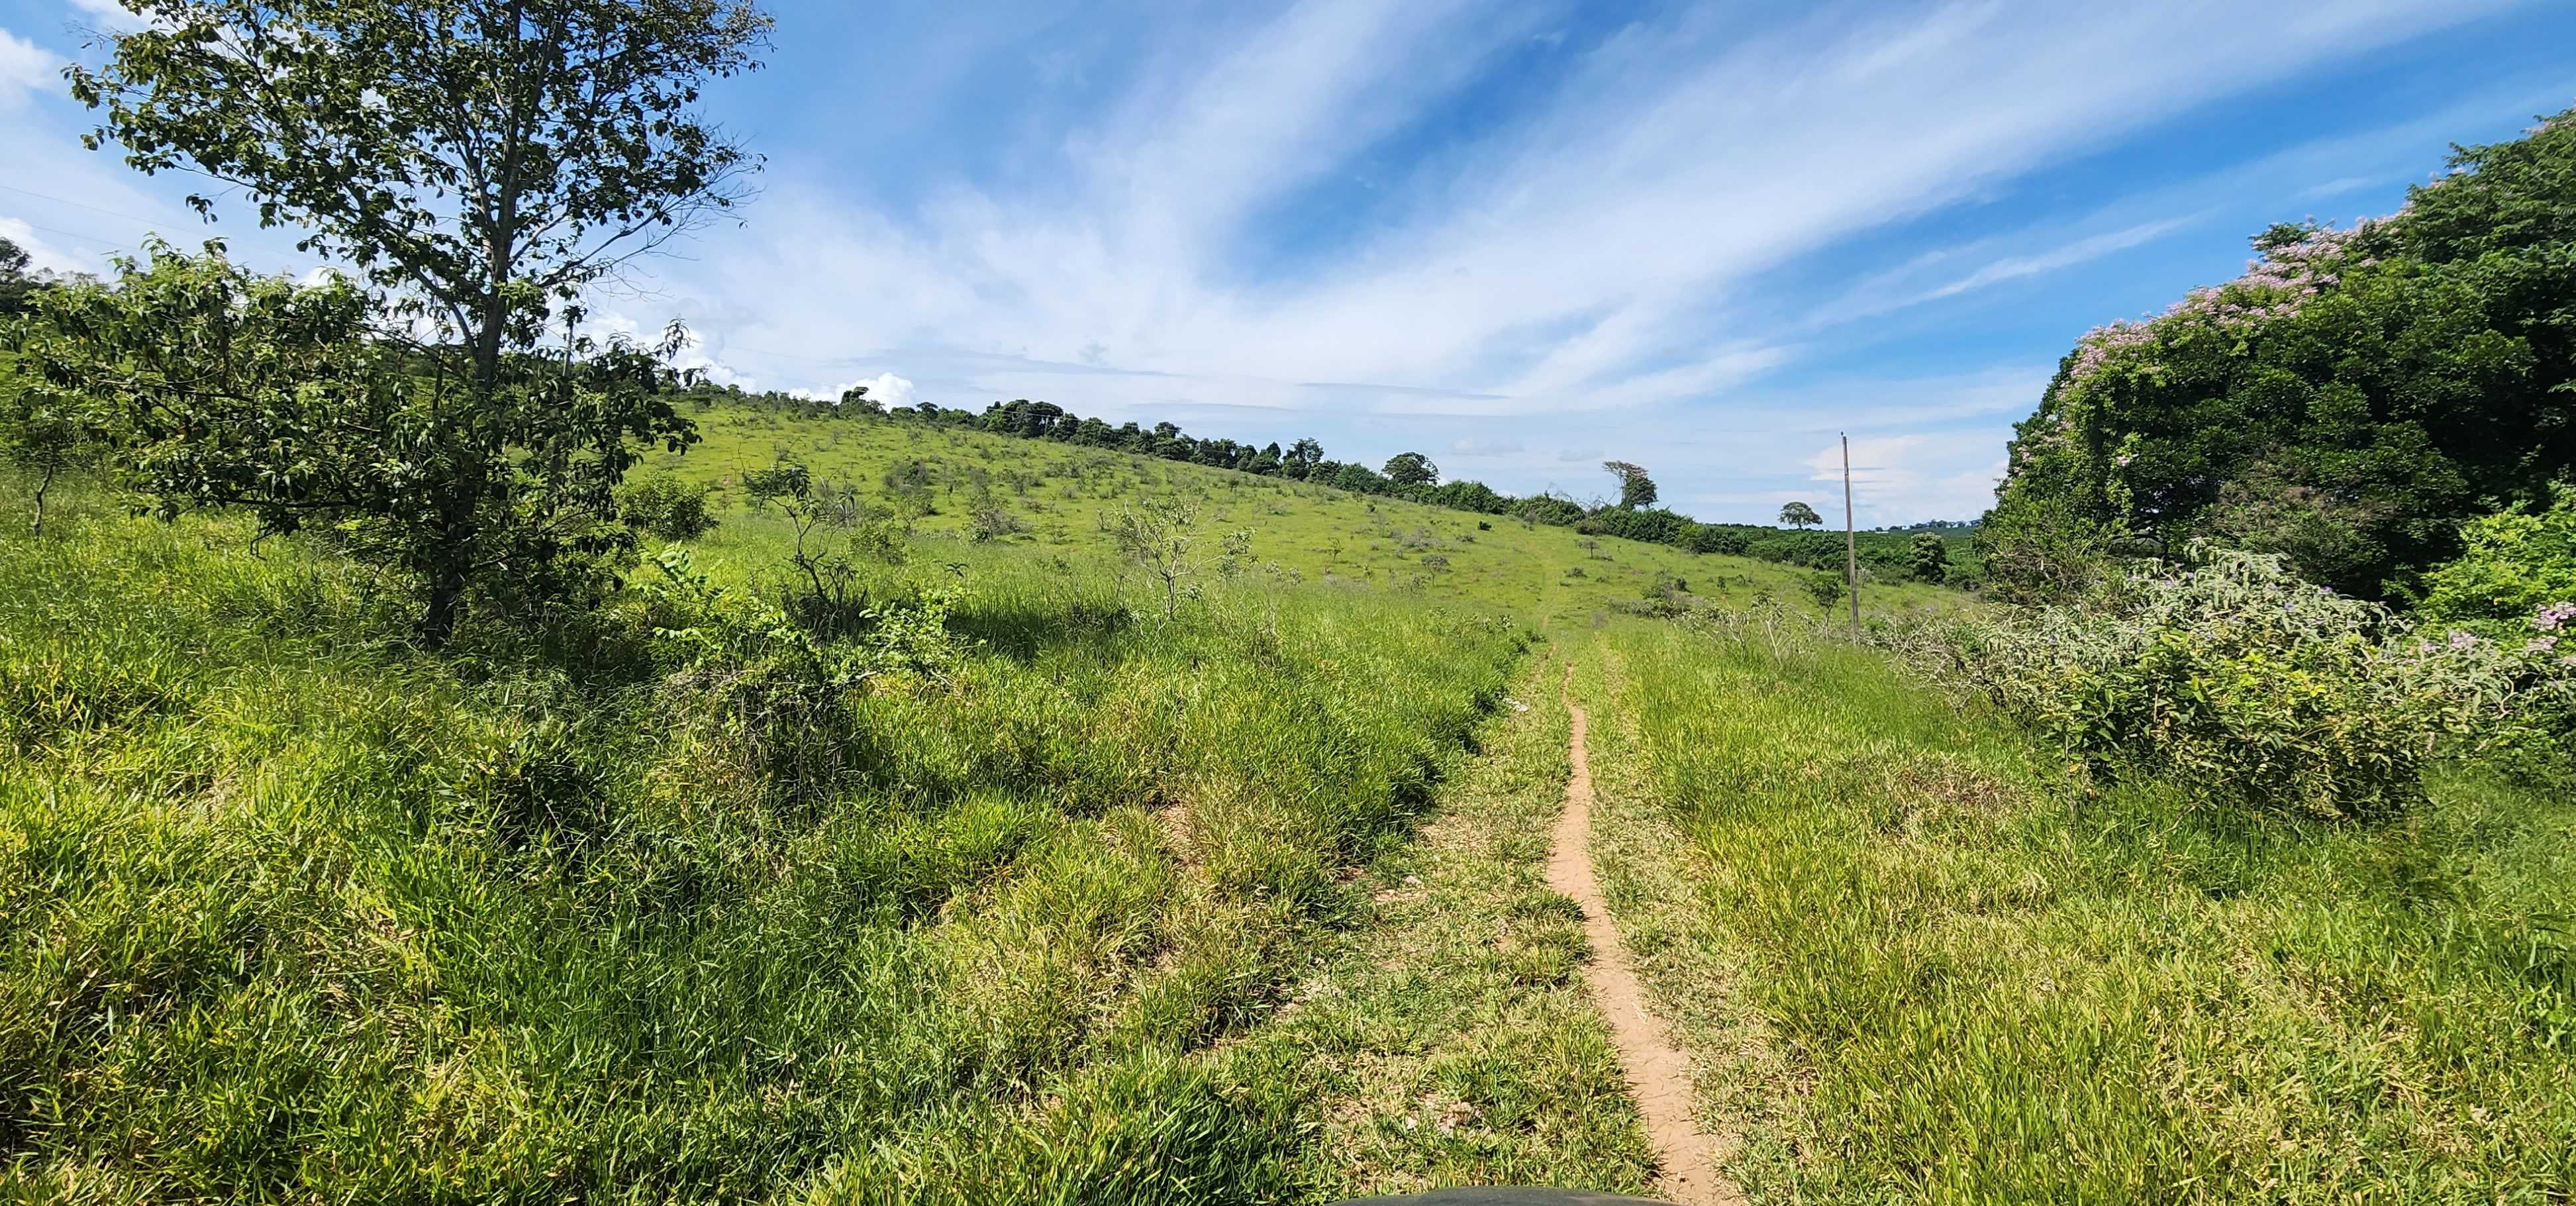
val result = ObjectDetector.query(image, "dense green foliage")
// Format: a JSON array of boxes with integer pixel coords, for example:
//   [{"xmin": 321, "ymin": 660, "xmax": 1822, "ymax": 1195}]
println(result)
[
  {"xmin": 1987, "ymin": 105, "xmax": 2576, "ymax": 601},
  {"xmin": 1886, "ymin": 546, "xmax": 2572, "ymax": 818},
  {"xmin": 66, "ymin": 0, "xmax": 771, "ymax": 641},
  {"xmin": 1584, "ymin": 620, "xmax": 2576, "ymax": 1203},
  {"xmin": 15, "ymin": 245, "xmax": 699, "ymax": 639},
  {"xmin": 617, "ymin": 473, "xmax": 720, "ymax": 542},
  {"xmin": 2420, "ymin": 495, "xmax": 2576, "ymax": 630}
]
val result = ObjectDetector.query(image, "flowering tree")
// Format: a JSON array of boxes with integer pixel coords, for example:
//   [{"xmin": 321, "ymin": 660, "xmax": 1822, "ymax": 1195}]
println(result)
[{"xmin": 1984, "ymin": 102, "xmax": 2576, "ymax": 599}]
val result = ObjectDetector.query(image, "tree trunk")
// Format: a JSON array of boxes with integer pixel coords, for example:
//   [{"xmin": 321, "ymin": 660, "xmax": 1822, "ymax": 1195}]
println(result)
[
  {"xmin": 420, "ymin": 566, "xmax": 466, "ymax": 648},
  {"xmin": 30, "ymin": 462, "xmax": 53, "ymax": 537}
]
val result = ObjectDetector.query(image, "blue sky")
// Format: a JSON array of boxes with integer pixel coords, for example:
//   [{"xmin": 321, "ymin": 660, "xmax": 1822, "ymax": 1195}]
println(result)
[{"xmin": 3, "ymin": 1, "xmax": 2572, "ymax": 524}]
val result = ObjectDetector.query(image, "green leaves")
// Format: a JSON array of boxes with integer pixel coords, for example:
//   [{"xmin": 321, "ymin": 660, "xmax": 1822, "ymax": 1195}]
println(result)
[
  {"xmin": 56, "ymin": 0, "xmax": 769, "ymax": 640},
  {"xmin": 1903, "ymin": 545, "xmax": 2575, "ymax": 819},
  {"xmin": 1990, "ymin": 102, "xmax": 2576, "ymax": 599},
  {"xmin": 15, "ymin": 242, "xmax": 698, "ymax": 641}
]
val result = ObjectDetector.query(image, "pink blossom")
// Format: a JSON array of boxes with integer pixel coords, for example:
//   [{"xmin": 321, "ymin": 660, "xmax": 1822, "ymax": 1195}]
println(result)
[{"xmin": 2448, "ymin": 630, "xmax": 2479, "ymax": 650}]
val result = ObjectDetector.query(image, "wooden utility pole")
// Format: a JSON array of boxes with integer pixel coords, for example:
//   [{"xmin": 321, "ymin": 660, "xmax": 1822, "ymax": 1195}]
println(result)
[{"xmin": 1842, "ymin": 432, "xmax": 1860, "ymax": 636}]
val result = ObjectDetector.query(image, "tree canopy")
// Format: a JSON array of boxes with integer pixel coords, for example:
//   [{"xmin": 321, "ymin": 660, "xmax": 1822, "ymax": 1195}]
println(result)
[
  {"xmin": 1383, "ymin": 451, "xmax": 1440, "ymax": 487},
  {"xmin": 64, "ymin": 0, "xmax": 773, "ymax": 640},
  {"xmin": 1779, "ymin": 501, "xmax": 1822, "ymax": 530},
  {"xmin": 1983, "ymin": 103, "xmax": 2576, "ymax": 601},
  {"xmin": 18, "ymin": 243, "xmax": 698, "ymax": 630},
  {"xmin": 1603, "ymin": 460, "xmax": 1658, "ymax": 509}
]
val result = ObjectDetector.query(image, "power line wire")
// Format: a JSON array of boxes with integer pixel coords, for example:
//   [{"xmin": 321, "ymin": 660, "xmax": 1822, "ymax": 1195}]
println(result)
[{"xmin": 0, "ymin": 183, "xmax": 173, "ymax": 228}]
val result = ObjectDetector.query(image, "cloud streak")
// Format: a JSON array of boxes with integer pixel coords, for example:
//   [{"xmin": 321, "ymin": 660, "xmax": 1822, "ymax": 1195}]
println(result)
[
  {"xmin": 15, "ymin": 0, "xmax": 2557, "ymax": 522},
  {"xmin": 675, "ymin": 2, "xmax": 2514, "ymax": 409}
]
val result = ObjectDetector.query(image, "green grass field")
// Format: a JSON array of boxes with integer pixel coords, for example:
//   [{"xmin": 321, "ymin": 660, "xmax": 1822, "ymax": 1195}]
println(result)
[
  {"xmin": 647, "ymin": 403, "xmax": 1966, "ymax": 629},
  {"xmin": 5, "ymin": 398, "xmax": 2569, "ymax": 1203},
  {"xmin": 1577, "ymin": 619, "xmax": 2576, "ymax": 1203},
  {"xmin": 0, "ymin": 468, "xmax": 1539, "ymax": 1200}
]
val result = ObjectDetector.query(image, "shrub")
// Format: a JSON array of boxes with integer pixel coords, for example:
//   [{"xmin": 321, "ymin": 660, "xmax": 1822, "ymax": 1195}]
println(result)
[
  {"xmin": 618, "ymin": 474, "xmax": 717, "ymax": 540},
  {"xmin": 1683, "ymin": 524, "xmax": 1748, "ymax": 556},
  {"xmin": 1892, "ymin": 546, "xmax": 2573, "ymax": 818},
  {"xmin": 1908, "ymin": 532, "xmax": 1950, "ymax": 583},
  {"xmin": 1805, "ymin": 570, "xmax": 1847, "ymax": 612},
  {"xmin": 2420, "ymin": 495, "xmax": 2576, "ymax": 629}
]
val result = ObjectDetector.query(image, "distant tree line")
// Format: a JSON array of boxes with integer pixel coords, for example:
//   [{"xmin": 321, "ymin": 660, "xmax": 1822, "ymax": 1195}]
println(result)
[{"xmin": 698, "ymin": 386, "xmax": 1975, "ymax": 583}]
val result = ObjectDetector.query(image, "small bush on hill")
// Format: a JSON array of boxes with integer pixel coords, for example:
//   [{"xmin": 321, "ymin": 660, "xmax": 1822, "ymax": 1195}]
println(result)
[{"xmin": 617, "ymin": 473, "xmax": 717, "ymax": 540}]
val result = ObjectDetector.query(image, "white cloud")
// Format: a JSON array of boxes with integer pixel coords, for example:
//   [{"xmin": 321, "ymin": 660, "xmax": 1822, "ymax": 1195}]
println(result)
[
  {"xmin": 1918, "ymin": 217, "xmax": 2197, "ymax": 301},
  {"xmin": 13, "ymin": 0, "xmax": 2534, "ymax": 525},
  {"xmin": 2299, "ymin": 175, "xmax": 2381, "ymax": 199},
  {"xmin": 1805, "ymin": 434, "xmax": 2008, "ymax": 527},
  {"xmin": 0, "ymin": 217, "xmax": 86, "ymax": 274},
  {"xmin": 791, "ymin": 372, "xmax": 916, "ymax": 409},
  {"xmin": 0, "ymin": 28, "xmax": 62, "ymax": 107},
  {"xmin": 66, "ymin": 0, "xmax": 150, "ymax": 30},
  {"xmin": 681, "ymin": 0, "xmax": 2510, "ymax": 426}
]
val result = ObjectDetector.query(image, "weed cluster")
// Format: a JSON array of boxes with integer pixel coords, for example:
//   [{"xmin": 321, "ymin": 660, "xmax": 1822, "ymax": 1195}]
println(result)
[{"xmin": 1882, "ymin": 546, "xmax": 2575, "ymax": 817}]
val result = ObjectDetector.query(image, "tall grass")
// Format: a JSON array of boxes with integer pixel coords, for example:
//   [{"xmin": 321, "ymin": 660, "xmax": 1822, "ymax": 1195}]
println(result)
[
  {"xmin": 1587, "ymin": 619, "xmax": 2576, "ymax": 1203},
  {"xmin": 0, "ymin": 474, "xmax": 1525, "ymax": 1202}
]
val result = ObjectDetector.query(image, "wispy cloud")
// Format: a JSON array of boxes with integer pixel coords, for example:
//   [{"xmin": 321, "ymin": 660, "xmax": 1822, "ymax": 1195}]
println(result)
[
  {"xmin": 0, "ymin": 28, "xmax": 61, "ymax": 107},
  {"xmin": 17, "ymin": 0, "xmax": 2553, "ymax": 523},
  {"xmin": 673, "ymin": 1, "xmax": 2512, "ymax": 413},
  {"xmin": 1919, "ymin": 217, "xmax": 2199, "ymax": 301}
]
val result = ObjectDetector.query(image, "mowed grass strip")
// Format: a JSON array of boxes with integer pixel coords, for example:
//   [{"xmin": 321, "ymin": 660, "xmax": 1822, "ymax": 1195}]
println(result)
[
  {"xmin": 1587, "ymin": 619, "xmax": 2576, "ymax": 1205},
  {"xmin": 0, "ymin": 474, "xmax": 1526, "ymax": 1203}
]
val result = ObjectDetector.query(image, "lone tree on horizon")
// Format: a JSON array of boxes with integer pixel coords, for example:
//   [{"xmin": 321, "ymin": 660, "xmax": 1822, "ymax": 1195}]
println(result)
[
  {"xmin": 1779, "ymin": 500, "xmax": 1823, "ymax": 530},
  {"xmin": 1383, "ymin": 451, "xmax": 1439, "ymax": 487},
  {"xmin": 1602, "ymin": 460, "xmax": 1658, "ymax": 509}
]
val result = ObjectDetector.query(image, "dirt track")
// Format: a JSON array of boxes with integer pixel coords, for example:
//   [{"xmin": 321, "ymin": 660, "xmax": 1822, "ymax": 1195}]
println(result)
[{"xmin": 1546, "ymin": 697, "xmax": 1742, "ymax": 1206}]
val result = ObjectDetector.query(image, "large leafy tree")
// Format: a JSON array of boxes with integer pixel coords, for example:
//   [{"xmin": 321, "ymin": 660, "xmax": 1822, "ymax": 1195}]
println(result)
[
  {"xmin": 1779, "ymin": 501, "xmax": 1822, "ymax": 530},
  {"xmin": 1985, "ymin": 104, "xmax": 2575, "ymax": 599},
  {"xmin": 21, "ymin": 243, "xmax": 696, "ymax": 621},
  {"xmin": 66, "ymin": 0, "xmax": 772, "ymax": 641},
  {"xmin": 1382, "ymin": 451, "xmax": 1439, "ymax": 487}
]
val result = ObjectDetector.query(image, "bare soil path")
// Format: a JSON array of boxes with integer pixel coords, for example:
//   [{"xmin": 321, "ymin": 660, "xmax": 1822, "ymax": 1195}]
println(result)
[{"xmin": 1546, "ymin": 697, "xmax": 1744, "ymax": 1206}]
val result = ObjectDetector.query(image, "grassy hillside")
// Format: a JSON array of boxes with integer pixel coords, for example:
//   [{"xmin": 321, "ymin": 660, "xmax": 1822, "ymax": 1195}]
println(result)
[
  {"xmin": 0, "ymin": 358, "xmax": 1969, "ymax": 1194},
  {"xmin": 0, "ymin": 475, "xmax": 1542, "ymax": 1201},
  {"xmin": 644, "ymin": 403, "xmax": 1966, "ymax": 628}
]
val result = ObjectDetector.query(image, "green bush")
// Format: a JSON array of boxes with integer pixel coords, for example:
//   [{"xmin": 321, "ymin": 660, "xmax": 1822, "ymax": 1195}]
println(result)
[
  {"xmin": 1804, "ymin": 570, "xmax": 1847, "ymax": 613},
  {"xmin": 1897, "ymin": 546, "xmax": 2571, "ymax": 818},
  {"xmin": 618, "ymin": 472, "xmax": 718, "ymax": 540},
  {"xmin": 2420, "ymin": 494, "xmax": 2576, "ymax": 629}
]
